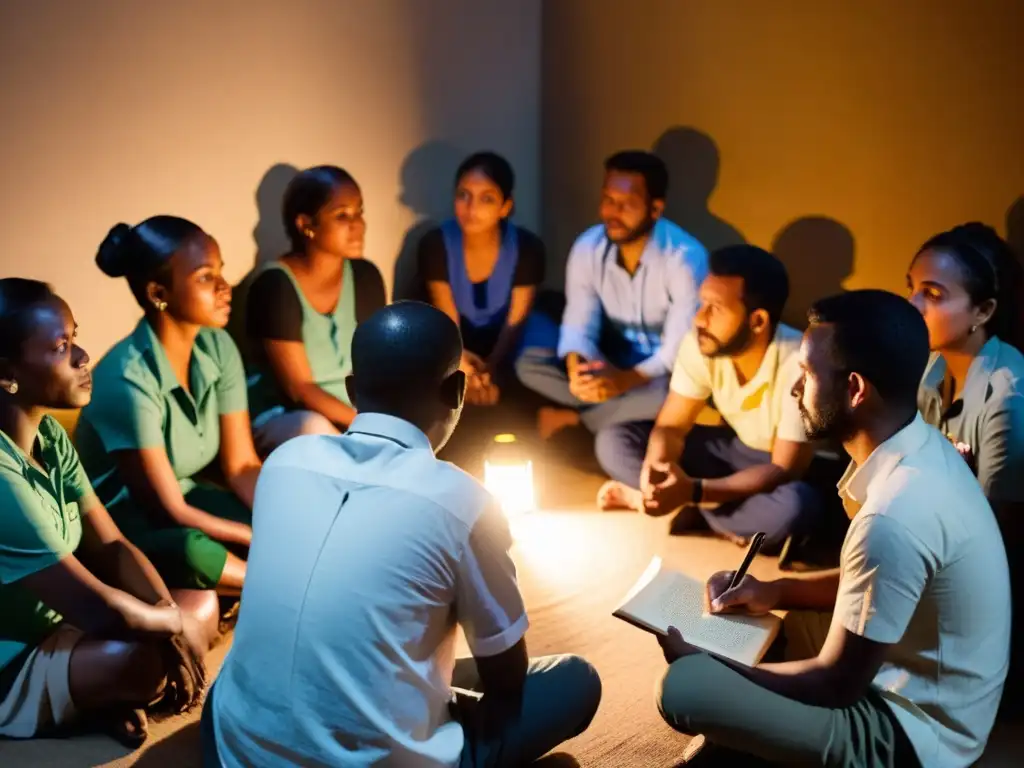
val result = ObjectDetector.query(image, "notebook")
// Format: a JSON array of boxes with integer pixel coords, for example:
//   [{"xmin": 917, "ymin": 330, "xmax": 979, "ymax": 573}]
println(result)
[{"xmin": 612, "ymin": 556, "xmax": 781, "ymax": 666}]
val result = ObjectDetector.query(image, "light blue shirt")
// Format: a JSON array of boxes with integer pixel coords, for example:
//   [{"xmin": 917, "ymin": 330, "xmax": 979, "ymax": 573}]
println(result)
[{"xmin": 557, "ymin": 218, "xmax": 708, "ymax": 378}]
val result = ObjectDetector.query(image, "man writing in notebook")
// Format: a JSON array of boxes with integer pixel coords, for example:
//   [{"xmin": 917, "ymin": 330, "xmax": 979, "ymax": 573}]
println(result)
[
  {"xmin": 599, "ymin": 245, "xmax": 819, "ymax": 553},
  {"xmin": 654, "ymin": 290, "xmax": 1011, "ymax": 767},
  {"xmin": 204, "ymin": 302, "xmax": 602, "ymax": 767}
]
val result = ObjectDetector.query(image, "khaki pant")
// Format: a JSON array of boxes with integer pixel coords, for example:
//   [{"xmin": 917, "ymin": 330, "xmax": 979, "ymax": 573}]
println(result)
[{"xmin": 657, "ymin": 612, "xmax": 920, "ymax": 767}]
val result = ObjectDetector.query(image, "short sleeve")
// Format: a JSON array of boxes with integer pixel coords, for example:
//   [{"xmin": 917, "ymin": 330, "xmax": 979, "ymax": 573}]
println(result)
[
  {"xmin": 775, "ymin": 358, "xmax": 809, "ymax": 444},
  {"xmin": 834, "ymin": 512, "xmax": 929, "ymax": 644},
  {"xmin": 976, "ymin": 393, "xmax": 1024, "ymax": 503},
  {"xmin": 83, "ymin": 378, "xmax": 166, "ymax": 452},
  {"xmin": 417, "ymin": 228, "xmax": 449, "ymax": 283},
  {"xmin": 513, "ymin": 229, "xmax": 546, "ymax": 287},
  {"xmin": 456, "ymin": 502, "xmax": 529, "ymax": 658},
  {"xmin": 45, "ymin": 418, "xmax": 95, "ymax": 504},
  {"xmin": 211, "ymin": 331, "xmax": 249, "ymax": 415},
  {"xmin": 0, "ymin": 469, "xmax": 75, "ymax": 585},
  {"xmin": 246, "ymin": 269, "xmax": 303, "ymax": 342},
  {"xmin": 669, "ymin": 331, "xmax": 713, "ymax": 400}
]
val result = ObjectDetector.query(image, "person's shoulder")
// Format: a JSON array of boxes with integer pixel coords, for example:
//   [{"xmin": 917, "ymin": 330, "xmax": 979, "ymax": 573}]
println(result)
[
  {"xmin": 655, "ymin": 218, "xmax": 709, "ymax": 257},
  {"xmin": 986, "ymin": 339, "xmax": 1024, "ymax": 400},
  {"xmin": 569, "ymin": 224, "xmax": 607, "ymax": 255},
  {"xmin": 418, "ymin": 225, "xmax": 445, "ymax": 249},
  {"xmin": 90, "ymin": 327, "xmax": 156, "ymax": 394},
  {"xmin": 421, "ymin": 458, "xmax": 497, "ymax": 529},
  {"xmin": 515, "ymin": 225, "xmax": 544, "ymax": 249}
]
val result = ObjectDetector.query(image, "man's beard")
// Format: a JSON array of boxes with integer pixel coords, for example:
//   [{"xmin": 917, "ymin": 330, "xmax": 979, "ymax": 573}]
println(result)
[
  {"xmin": 605, "ymin": 212, "xmax": 656, "ymax": 244},
  {"xmin": 698, "ymin": 324, "xmax": 752, "ymax": 359},
  {"xmin": 799, "ymin": 390, "xmax": 856, "ymax": 442}
]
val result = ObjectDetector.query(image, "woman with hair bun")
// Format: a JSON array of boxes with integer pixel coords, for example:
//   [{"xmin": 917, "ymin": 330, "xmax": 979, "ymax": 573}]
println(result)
[
  {"xmin": 417, "ymin": 151, "xmax": 545, "ymax": 406},
  {"xmin": 75, "ymin": 216, "xmax": 260, "ymax": 595},
  {"xmin": 241, "ymin": 165, "xmax": 386, "ymax": 454}
]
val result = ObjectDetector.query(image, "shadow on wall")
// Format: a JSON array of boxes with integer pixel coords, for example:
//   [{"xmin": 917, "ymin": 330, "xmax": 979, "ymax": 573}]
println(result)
[
  {"xmin": 1008, "ymin": 196, "xmax": 1024, "ymax": 264},
  {"xmin": 392, "ymin": 140, "xmax": 465, "ymax": 301},
  {"xmin": 253, "ymin": 163, "xmax": 300, "ymax": 268},
  {"xmin": 772, "ymin": 216, "xmax": 855, "ymax": 330},
  {"xmin": 652, "ymin": 127, "xmax": 746, "ymax": 254}
]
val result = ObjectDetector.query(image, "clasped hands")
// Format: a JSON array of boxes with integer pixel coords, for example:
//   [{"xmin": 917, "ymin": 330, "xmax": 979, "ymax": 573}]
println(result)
[
  {"xmin": 638, "ymin": 457, "xmax": 695, "ymax": 515},
  {"xmin": 568, "ymin": 359, "xmax": 639, "ymax": 404},
  {"xmin": 658, "ymin": 573, "xmax": 781, "ymax": 663},
  {"xmin": 462, "ymin": 351, "xmax": 500, "ymax": 406}
]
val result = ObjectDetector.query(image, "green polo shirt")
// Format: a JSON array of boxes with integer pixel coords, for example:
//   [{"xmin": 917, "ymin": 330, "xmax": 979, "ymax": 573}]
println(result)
[
  {"xmin": 75, "ymin": 320, "xmax": 249, "ymax": 535},
  {"xmin": 0, "ymin": 416, "xmax": 93, "ymax": 694},
  {"xmin": 246, "ymin": 260, "xmax": 357, "ymax": 420}
]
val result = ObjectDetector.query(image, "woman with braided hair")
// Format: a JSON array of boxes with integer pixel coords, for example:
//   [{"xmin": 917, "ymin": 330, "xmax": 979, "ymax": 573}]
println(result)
[{"xmin": 0, "ymin": 279, "xmax": 212, "ymax": 746}]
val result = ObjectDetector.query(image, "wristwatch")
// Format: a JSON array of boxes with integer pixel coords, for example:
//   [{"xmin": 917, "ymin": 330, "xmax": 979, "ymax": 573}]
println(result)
[{"xmin": 692, "ymin": 478, "xmax": 704, "ymax": 505}]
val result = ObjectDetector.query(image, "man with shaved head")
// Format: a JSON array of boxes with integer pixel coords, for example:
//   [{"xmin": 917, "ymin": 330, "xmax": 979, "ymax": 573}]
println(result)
[{"xmin": 204, "ymin": 302, "xmax": 601, "ymax": 767}]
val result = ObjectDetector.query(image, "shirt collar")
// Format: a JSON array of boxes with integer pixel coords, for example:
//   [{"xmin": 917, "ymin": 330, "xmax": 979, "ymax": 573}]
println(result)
[
  {"xmin": 607, "ymin": 218, "xmax": 666, "ymax": 272},
  {"xmin": 0, "ymin": 416, "xmax": 60, "ymax": 475},
  {"xmin": 130, "ymin": 319, "xmax": 221, "ymax": 397},
  {"xmin": 920, "ymin": 336, "xmax": 1002, "ymax": 416},
  {"xmin": 837, "ymin": 413, "xmax": 930, "ymax": 518},
  {"xmin": 346, "ymin": 412, "xmax": 433, "ymax": 452}
]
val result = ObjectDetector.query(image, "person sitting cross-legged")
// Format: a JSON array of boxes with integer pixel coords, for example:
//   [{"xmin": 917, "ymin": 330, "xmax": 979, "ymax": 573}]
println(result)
[
  {"xmin": 599, "ymin": 245, "xmax": 820, "ymax": 552},
  {"xmin": 0, "ymin": 279, "xmax": 213, "ymax": 748},
  {"xmin": 655, "ymin": 290, "xmax": 1010, "ymax": 767},
  {"xmin": 203, "ymin": 301, "xmax": 602, "ymax": 767}
]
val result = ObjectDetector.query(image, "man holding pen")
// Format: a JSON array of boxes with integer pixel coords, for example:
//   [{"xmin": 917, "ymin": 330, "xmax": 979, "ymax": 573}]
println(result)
[{"xmin": 655, "ymin": 291, "xmax": 1010, "ymax": 767}]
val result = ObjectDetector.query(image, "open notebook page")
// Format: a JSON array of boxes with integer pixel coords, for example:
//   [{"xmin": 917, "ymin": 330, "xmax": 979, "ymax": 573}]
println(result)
[{"xmin": 613, "ymin": 557, "xmax": 780, "ymax": 666}]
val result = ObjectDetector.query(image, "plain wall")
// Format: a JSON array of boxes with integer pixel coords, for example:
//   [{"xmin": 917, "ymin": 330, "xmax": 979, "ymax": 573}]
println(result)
[
  {"xmin": 542, "ymin": 0, "xmax": 1024, "ymax": 327},
  {"xmin": 0, "ymin": 0, "xmax": 541, "ymax": 356}
]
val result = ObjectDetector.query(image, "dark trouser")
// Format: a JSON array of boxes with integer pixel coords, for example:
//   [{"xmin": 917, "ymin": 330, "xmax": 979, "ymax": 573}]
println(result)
[
  {"xmin": 595, "ymin": 423, "xmax": 820, "ymax": 549},
  {"xmin": 453, "ymin": 654, "xmax": 602, "ymax": 766},
  {"xmin": 200, "ymin": 655, "xmax": 601, "ymax": 768},
  {"xmin": 514, "ymin": 344, "xmax": 668, "ymax": 433},
  {"xmin": 657, "ymin": 612, "xmax": 920, "ymax": 766}
]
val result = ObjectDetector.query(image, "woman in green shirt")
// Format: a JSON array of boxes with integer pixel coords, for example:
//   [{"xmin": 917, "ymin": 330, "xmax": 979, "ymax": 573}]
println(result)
[
  {"xmin": 75, "ymin": 217, "xmax": 262, "ymax": 595},
  {"xmin": 241, "ymin": 165, "xmax": 387, "ymax": 454},
  {"xmin": 0, "ymin": 279, "xmax": 212, "ymax": 745}
]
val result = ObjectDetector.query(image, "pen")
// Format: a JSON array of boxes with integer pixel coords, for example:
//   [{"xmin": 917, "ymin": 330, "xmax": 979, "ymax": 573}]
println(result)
[{"xmin": 727, "ymin": 531, "xmax": 766, "ymax": 591}]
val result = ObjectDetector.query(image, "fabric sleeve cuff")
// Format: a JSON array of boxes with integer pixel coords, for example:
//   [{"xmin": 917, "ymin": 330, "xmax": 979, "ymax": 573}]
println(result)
[
  {"xmin": 636, "ymin": 355, "xmax": 670, "ymax": 380},
  {"xmin": 557, "ymin": 330, "xmax": 603, "ymax": 362},
  {"xmin": 465, "ymin": 611, "xmax": 530, "ymax": 658}
]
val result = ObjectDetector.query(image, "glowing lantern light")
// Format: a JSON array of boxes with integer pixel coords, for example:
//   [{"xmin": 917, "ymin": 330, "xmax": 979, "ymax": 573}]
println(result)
[{"xmin": 484, "ymin": 433, "xmax": 536, "ymax": 517}]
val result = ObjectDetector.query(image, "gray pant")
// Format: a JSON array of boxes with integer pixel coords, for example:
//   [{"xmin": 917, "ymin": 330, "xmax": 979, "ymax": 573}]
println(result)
[
  {"xmin": 454, "ymin": 654, "xmax": 602, "ymax": 767},
  {"xmin": 515, "ymin": 345, "xmax": 668, "ymax": 433},
  {"xmin": 657, "ymin": 612, "xmax": 919, "ymax": 766}
]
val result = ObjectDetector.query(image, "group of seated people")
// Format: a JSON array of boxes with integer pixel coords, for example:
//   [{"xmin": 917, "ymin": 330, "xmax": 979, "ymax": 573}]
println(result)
[{"xmin": 0, "ymin": 146, "xmax": 1020, "ymax": 767}]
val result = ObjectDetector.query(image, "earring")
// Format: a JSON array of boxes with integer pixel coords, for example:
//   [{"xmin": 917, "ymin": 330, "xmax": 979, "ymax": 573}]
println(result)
[
  {"xmin": 5, "ymin": 382, "xmax": 17, "ymax": 395},
  {"xmin": 970, "ymin": 324, "xmax": 978, "ymax": 334},
  {"xmin": 304, "ymin": 229, "xmax": 315, "ymax": 239},
  {"xmin": 154, "ymin": 300, "xmax": 168, "ymax": 312}
]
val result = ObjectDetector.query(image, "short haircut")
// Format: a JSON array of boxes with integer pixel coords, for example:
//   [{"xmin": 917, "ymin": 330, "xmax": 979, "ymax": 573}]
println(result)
[
  {"xmin": 455, "ymin": 151, "xmax": 515, "ymax": 200},
  {"xmin": 282, "ymin": 165, "xmax": 359, "ymax": 251},
  {"xmin": 0, "ymin": 278, "xmax": 58, "ymax": 359},
  {"xmin": 604, "ymin": 150, "xmax": 669, "ymax": 201},
  {"xmin": 807, "ymin": 289, "xmax": 930, "ymax": 408},
  {"xmin": 709, "ymin": 244, "xmax": 790, "ymax": 329}
]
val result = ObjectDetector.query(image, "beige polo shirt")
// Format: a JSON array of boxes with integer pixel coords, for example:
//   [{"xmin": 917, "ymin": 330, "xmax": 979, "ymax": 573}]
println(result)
[
  {"xmin": 834, "ymin": 415, "xmax": 1010, "ymax": 768},
  {"xmin": 669, "ymin": 324, "xmax": 807, "ymax": 452}
]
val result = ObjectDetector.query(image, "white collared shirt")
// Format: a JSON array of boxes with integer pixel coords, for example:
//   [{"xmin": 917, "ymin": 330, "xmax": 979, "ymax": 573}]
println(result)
[
  {"xmin": 211, "ymin": 413, "xmax": 529, "ymax": 768},
  {"xmin": 669, "ymin": 323, "xmax": 807, "ymax": 452},
  {"xmin": 834, "ymin": 415, "xmax": 1010, "ymax": 768}
]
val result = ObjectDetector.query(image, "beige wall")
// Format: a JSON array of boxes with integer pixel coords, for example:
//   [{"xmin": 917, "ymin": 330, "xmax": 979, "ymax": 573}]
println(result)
[
  {"xmin": 0, "ymin": 0, "xmax": 541, "ymax": 356},
  {"xmin": 542, "ymin": 1, "xmax": 1024, "ymax": 327}
]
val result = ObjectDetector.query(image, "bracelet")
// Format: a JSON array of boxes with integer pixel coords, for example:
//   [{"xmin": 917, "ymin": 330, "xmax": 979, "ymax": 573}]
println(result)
[{"xmin": 692, "ymin": 478, "xmax": 704, "ymax": 505}]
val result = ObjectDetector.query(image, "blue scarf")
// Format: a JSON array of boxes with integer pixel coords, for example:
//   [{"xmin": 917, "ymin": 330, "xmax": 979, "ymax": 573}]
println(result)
[{"xmin": 441, "ymin": 218, "xmax": 520, "ymax": 329}]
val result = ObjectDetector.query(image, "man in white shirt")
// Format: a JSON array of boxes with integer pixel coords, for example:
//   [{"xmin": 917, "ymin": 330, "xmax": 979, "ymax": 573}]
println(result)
[
  {"xmin": 202, "ymin": 302, "xmax": 601, "ymax": 767},
  {"xmin": 515, "ymin": 150, "xmax": 708, "ymax": 445},
  {"xmin": 656, "ymin": 290, "xmax": 1010, "ymax": 767},
  {"xmin": 599, "ymin": 245, "xmax": 819, "ymax": 552}
]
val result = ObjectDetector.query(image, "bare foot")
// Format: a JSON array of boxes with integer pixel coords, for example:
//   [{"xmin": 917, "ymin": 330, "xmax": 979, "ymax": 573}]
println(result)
[
  {"xmin": 597, "ymin": 480, "xmax": 643, "ymax": 511},
  {"xmin": 537, "ymin": 407, "xmax": 580, "ymax": 440}
]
